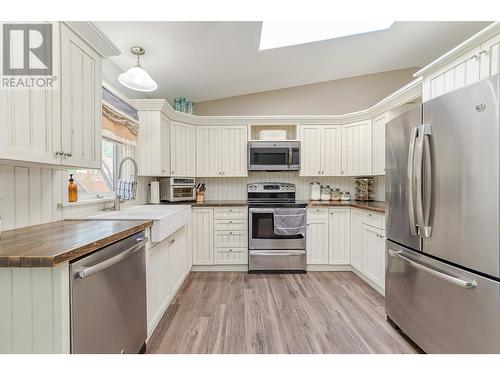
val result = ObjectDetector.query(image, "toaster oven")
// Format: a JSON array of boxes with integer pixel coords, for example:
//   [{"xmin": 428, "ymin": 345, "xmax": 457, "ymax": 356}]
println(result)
[{"xmin": 159, "ymin": 177, "xmax": 196, "ymax": 202}]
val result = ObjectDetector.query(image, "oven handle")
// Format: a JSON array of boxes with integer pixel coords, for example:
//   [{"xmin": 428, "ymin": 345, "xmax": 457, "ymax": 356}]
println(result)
[
  {"xmin": 249, "ymin": 207, "xmax": 304, "ymax": 214},
  {"xmin": 251, "ymin": 250, "xmax": 306, "ymax": 256},
  {"xmin": 75, "ymin": 237, "xmax": 148, "ymax": 279}
]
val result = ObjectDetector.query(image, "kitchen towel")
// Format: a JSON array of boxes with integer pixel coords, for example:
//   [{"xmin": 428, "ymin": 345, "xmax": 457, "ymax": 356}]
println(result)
[
  {"xmin": 273, "ymin": 208, "xmax": 306, "ymax": 236},
  {"xmin": 116, "ymin": 179, "xmax": 137, "ymax": 200}
]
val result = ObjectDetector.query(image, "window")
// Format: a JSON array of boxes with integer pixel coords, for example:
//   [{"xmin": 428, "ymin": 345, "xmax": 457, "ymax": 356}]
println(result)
[{"xmin": 71, "ymin": 138, "xmax": 122, "ymax": 200}]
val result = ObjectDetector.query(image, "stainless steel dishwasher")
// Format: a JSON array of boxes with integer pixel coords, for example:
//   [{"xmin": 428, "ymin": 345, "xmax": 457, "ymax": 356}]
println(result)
[{"xmin": 70, "ymin": 230, "xmax": 147, "ymax": 354}]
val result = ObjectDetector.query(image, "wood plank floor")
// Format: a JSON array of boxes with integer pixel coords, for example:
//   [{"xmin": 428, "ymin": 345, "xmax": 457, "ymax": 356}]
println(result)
[{"xmin": 147, "ymin": 271, "xmax": 421, "ymax": 354}]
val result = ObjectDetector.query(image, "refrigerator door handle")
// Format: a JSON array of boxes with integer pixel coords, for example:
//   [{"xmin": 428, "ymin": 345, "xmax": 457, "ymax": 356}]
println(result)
[
  {"xmin": 388, "ymin": 248, "xmax": 477, "ymax": 289},
  {"xmin": 415, "ymin": 123, "xmax": 432, "ymax": 237},
  {"xmin": 407, "ymin": 127, "xmax": 418, "ymax": 236}
]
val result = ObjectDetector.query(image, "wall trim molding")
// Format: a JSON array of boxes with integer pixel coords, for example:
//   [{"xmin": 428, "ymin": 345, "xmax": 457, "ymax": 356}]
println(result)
[{"xmin": 130, "ymin": 77, "xmax": 422, "ymax": 126}]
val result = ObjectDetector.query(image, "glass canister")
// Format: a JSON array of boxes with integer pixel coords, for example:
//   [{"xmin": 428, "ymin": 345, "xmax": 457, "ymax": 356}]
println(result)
[
  {"xmin": 355, "ymin": 177, "xmax": 374, "ymax": 201},
  {"xmin": 330, "ymin": 188, "xmax": 341, "ymax": 201},
  {"xmin": 340, "ymin": 191, "xmax": 351, "ymax": 201},
  {"xmin": 320, "ymin": 185, "xmax": 331, "ymax": 201},
  {"xmin": 310, "ymin": 182, "xmax": 321, "ymax": 201},
  {"xmin": 187, "ymin": 101, "xmax": 194, "ymax": 115}
]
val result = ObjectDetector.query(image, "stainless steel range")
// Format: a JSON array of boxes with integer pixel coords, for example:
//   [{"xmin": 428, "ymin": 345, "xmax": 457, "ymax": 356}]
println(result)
[{"xmin": 247, "ymin": 182, "xmax": 307, "ymax": 272}]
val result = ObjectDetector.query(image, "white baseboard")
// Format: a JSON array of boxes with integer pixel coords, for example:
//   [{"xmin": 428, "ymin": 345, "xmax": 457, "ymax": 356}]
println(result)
[
  {"xmin": 307, "ymin": 264, "xmax": 352, "ymax": 272},
  {"xmin": 191, "ymin": 264, "xmax": 248, "ymax": 272},
  {"xmin": 351, "ymin": 267, "xmax": 385, "ymax": 296}
]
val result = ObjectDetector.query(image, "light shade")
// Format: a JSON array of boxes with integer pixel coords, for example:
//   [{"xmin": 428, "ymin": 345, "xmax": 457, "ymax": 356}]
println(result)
[
  {"xmin": 259, "ymin": 21, "xmax": 394, "ymax": 51},
  {"xmin": 118, "ymin": 64, "xmax": 158, "ymax": 92}
]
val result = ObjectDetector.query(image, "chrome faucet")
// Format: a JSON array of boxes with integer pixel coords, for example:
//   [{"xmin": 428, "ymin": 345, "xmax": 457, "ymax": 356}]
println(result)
[{"xmin": 114, "ymin": 157, "xmax": 139, "ymax": 211}]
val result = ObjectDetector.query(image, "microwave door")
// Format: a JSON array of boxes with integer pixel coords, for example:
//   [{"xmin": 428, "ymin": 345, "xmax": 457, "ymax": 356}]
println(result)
[{"xmin": 249, "ymin": 148, "xmax": 289, "ymax": 170}]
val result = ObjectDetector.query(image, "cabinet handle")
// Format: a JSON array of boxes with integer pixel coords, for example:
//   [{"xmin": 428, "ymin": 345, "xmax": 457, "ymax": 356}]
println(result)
[
  {"xmin": 171, "ymin": 171, "xmax": 175, "ymax": 174},
  {"xmin": 470, "ymin": 53, "xmax": 479, "ymax": 60},
  {"xmin": 478, "ymin": 49, "xmax": 488, "ymax": 56},
  {"xmin": 229, "ymin": 232, "xmax": 233, "ymax": 235},
  {"xmin": 229, "ymin": 220, "xmax": 232, "ymax": 224},
  {"xmin": 368, "ymin": 213, "xmax": 372, "ymax": 217},
  {"xmin": 63, "ymin": 152, "xmax": 72, "ymax": 157},
  {"xmin": 55, "ymin": 150, "xmax": 63, "ymax": 156},
  {"xmin": 170, "ymin": 238, "xmax": 176, "ymax": 244},
  {"xmin": 229, "ymin": 249, "xmax": 233, "ymax": 252}
]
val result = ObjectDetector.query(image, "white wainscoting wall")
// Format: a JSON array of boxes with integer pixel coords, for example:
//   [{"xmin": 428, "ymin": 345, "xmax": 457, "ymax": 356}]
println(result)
[{"xmin": 197, "ymin": 172, "xmax": 385, "ymax": 202}]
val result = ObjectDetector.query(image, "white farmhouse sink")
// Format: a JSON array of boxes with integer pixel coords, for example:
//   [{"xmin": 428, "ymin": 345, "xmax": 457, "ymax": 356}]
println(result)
[{"xmin": 86, "ymin": 205, "xmax": 191, "ymax": 243}]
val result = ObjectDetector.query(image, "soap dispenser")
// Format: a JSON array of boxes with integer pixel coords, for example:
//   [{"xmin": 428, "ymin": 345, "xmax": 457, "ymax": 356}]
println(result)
[{"xmin": 68, "ymin": 174, "xmax": 78, "ymax": 203}]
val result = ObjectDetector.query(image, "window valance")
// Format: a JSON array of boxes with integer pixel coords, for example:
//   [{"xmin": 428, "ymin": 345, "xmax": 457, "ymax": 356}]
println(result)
[{"xmin": 101, "ymin": 87, "xmax": 139, "ymax": 145}]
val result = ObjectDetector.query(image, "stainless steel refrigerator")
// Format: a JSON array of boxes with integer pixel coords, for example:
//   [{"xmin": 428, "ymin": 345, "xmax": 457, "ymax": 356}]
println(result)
[{"xmin": 385, "ymin": 73, "xmax": 500, "ymax": 353}]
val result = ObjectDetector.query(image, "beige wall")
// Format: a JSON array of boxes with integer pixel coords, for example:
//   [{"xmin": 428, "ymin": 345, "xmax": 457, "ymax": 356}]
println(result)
[{"xmin": 194, "ymin": 68, "xmax": 419, "ymax": 116}]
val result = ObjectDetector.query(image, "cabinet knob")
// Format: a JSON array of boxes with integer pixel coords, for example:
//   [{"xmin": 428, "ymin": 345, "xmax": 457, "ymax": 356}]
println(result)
[
  {"xmin": 229, "ymin": 249, "xmax": 233, "ymax": 252},
  {"xmin": 229, "ymin": 232, "xmax": 233, "ymax": 235},
  {"xmin": 171, "ymin": 171, "xmax": 175, "ymax": 174},
  {"xmin": 229, "ymin": 220, "xmax": 232, "ymax": 224}
]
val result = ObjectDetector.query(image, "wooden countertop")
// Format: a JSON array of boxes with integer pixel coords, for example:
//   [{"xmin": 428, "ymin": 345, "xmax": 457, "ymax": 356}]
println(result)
[
  {"xmin": 0, "ymin": 220, "xmax": 153, "ymax": 268},
  {"xmin": 307, "ymin": 200, "xmax": 386, "ymax": 214}
]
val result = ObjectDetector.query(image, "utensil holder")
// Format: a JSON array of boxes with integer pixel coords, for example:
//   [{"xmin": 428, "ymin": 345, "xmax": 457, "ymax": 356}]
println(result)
[{"xmin": 196, "ymin": 191, "xmax": 205, "ymax": 203}]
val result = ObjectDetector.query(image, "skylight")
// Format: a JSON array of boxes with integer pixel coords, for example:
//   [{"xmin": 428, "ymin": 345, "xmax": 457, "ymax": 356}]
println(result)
[{"xmin": 259, "ymin": 21, "xmax": 394, "ymax": 51}]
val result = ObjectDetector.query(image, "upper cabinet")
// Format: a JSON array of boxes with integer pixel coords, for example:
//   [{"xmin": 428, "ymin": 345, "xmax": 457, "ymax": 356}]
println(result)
[
  {"xmin": 372, "ymin": 112, "xmax": 390, "ymax": 176},
  {"xmin": 341, "ymin": 119, "xmax": 372, "ymax": 176},
  {"xmin": 170, "ymin": 121, "xmax": 196, "ymax": 177},
  {"xmin": 60, "ymin": 23, "xmax": 102, "ymax": 168},
  {"xmin": 417, "ymin": 23, "xmax": 500, "ymax": 102},
  {"xmin": 136, "ymin": 111, "xmax": 171, "ymax": 176},
  {"xmin": 196, "ymin": 125, "xmax": 247, "ymax": 177},
  {"xmin": 0, "ymin": 22, "xmax": 111, "ymax": 169},
  {"xmin": 300, "ymin": 124, "xmax": 341, "ymax": 176}
]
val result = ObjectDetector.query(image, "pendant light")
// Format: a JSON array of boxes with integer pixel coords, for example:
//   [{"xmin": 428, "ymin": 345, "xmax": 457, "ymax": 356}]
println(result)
[{"xmin": 118, "ymin": 46, "xmax": 158, "ymax": 92}]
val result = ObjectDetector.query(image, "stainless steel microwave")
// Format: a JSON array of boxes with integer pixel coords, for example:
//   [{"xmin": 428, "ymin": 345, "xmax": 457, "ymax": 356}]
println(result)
[{"xmin": 247, "ymin": 141, "xmax": 300, "ymax": 171}]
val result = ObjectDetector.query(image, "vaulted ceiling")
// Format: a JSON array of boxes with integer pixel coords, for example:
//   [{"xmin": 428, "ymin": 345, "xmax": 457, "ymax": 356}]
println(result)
[{"xmin": 96, "ymin": 21, "xmax": 492, "ymax": 102}]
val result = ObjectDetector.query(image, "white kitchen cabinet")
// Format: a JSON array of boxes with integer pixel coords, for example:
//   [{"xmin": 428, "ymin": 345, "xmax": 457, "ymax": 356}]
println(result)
[
  {"xmin": 328, "ymin": 208, "xmax": 350, "ymax": 265},
  {"xmin": 170, "ymin": 121, "xmax": 196, "ymax": 177},
  {"xmin": 0, "ymin": 22, "xmax": 103, "ymax": 169},
  {"xmin": 306, "ymin": 209, "xmax": 329, "ymax": 264},
  {"xmin": 191, "ymin": 208, "xmax": 214, "ymax": 265},
  {"xmin": 362, "ymin": 224, "xmax": 385, "ymax": 290},
  {"xmin": 300, "ymin": 125, "xmax": 341, "ymax": 176},
  {"xmin": 372, "ymin": 112, "xmax": 390, "ymax": 176},
  {"xmin": 60, "ymin": 23, "xmax": 102, "ymax": 168},
  {"xmin": 146, "ymin": 225, "xmax": 189, "ymax": 337},
  {"xmin": 196, "ymin": 125, "xmax": 247, "ymax": 177},
  {"xmin": 221, "ymin": 126, "xmax": 247, "ymax": 177},
  {"xmin": 341, "ymin": 120, "xmax": 372, "ymax": 176},
  {"xmin": 350, "ymin": 209, "xmax": 363, "ymax": 271},
  {"xmin": 479, "ymin": 33, "xmax": 500, "ymax": 79},
  {"xmin": 196, "ymin": 126, "xmax": 221, "ymax": 177},
  {"xmin": 137, "ymin": 111, "xmax": 171, "ymax": 176},
  {"xmin": 418, "ymin": 26, "xmax": 500, "ymax": 101},
  {"xmin": 214, "ymin": 248, "xmax": 248, "ymax": 265}
]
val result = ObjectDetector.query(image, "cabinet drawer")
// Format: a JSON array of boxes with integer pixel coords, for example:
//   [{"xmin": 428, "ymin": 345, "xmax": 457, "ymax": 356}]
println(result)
[
  {"xmin": 214, "ymin": 230, "xmax": 248, "ymax": 248},
  {"xmin": 363, "ymin": 211, "xmax": 385, "ymax": 229},
  {"xmin": 214, "ymin": 247, "xmax": 248, "ymax": 265},
  {"xmin": 214, "ymin": 207, "xmax": 247, "ymax": 219},
  {"xmin": 307, "ymin": 207, "xmax": 329, "ymax": 219},
  {"xmin": 214, "ymin": 219, "xmax": 248, "ymax": 231}
]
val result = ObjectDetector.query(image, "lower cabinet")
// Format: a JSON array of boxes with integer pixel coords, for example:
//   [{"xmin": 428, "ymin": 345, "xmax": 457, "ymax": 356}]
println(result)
[
  {"xmin": 306, "ymin": 208, "xmax": 350, "ymax": 265},
  {"xmin": 350, "ymin": 209, "xmax": 364, "ymax": 271},
  {"xmin": 192, "ymin": 207, "xmax": 248, "ymax": 266},
  {"xmin": 146, "ymin": 225, "xmax": 189, "ymax": 337},
  {"xmin": 362, "ymin": 224, "xmax": 386, "ymax": 290}
]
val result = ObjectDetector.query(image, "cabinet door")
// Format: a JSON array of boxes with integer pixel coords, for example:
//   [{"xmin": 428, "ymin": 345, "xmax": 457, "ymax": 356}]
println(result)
[
  {"xmin": 160, "ymin": 114, "xmax": 171, "ymax": 176},
  {"xmin": 341, "ymin": 120, "xmax": 372, "ymax": 176},
  {"xmin": 60, "ymin": 23, "xmax": 101, "ymax": 168},
  {"xmin": 321, "ymin": 125, "xmax": 342, "ymax": 176},
  {"xmin": 169, "ymin": 226, "xmax": 188, "ymax": 292},
  {"xmin": 191, "ymin": 208, "xmax": 214, "ymax": 265},
  {"xmin": 363, "ymin": 224, "xmax": 385, "ymax": 289},
  {"xmin": 146, "ymin": 239, "xmax": 171, "ymax": 336},
  {"xmin": 300, "ymin": 125, "xmax": 322, "ymax": 176},
  {"xmin": 137, "ymin": 111, "xmax": 163, "ymax": 176},
  {"xmin": 306, "ymin": 218, "xmax": 329, "ymax": 264},
  {"xmin": 171, "ymin": 121, "xmax": 196, "ymax": 177},
  {"xmin": 350, "ymin": 209, "xmax": 363, "ymax": 271},
  {"xmin": 196, "ymin": 126, "xmax": 221, "ymax": 177},
  {"xmin": 328, "ymin": 209, "xmax": 350, "ymax": 265},
  {"xmin": 423, "ymin": 47, "xmax": 481, "ymax": 101},
  {"xmin": 479, "ymin": 33, "xmax": 500, "ymax": 79},
  {"xmin": 372, "ymin": 112, "xmax": 389, "ymax": 176},
  {"xmin": 0, "ymin": 25, "xmax": 61, "ymax": 165},
  {"xmin": 221, "ymin": 126, "xmax": 248, "ymax": 177}
]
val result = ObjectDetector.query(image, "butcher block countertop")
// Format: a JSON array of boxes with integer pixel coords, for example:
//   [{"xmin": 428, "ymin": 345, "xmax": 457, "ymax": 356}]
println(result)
[{"xmin": 0, "ymin": 220, "xmax": 152, "ymax": 268}]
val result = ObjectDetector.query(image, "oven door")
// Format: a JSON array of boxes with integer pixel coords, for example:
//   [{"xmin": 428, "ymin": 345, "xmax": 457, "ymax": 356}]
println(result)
[
  {"xmin": 249, "ymin": 207, "xmax": 306, "ymax": 250},
  {"xmin": 248, "ymin": 142, "xmax": 300, "ymax": 171}
]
